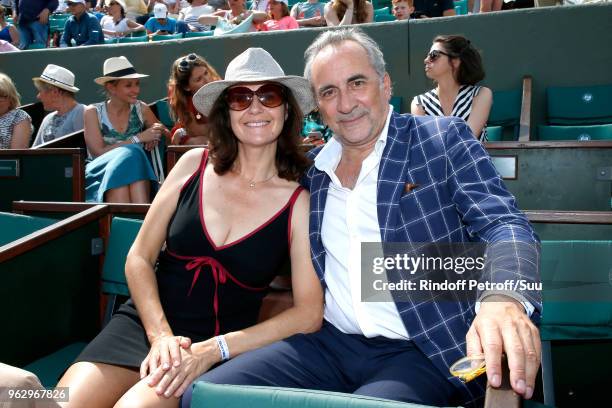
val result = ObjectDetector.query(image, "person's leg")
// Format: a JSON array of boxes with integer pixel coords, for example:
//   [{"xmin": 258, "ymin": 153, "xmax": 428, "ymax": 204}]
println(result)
[
  {"xmin": 17, "ymin": 22, "xmax": 33, "ymax": 49},
  {"xmin": 30, "ymin": 21, "xmax": 49, "ymax": 46},
  {"xmin": 104, "ymin": 186, "xmax": 131, "ymax": 203},
  {"xmin": 352, "ymin": 341, "xmax": 458, "ymax": 406},
  {"xmin": 480, "ymin": 0, "xmax": 492, "ymax": 12},
  {"xmin": 128, "ymin": 180, "xmax": 151, "ymax": 203},
  {"xmin": 56, "ymin": 362, "xmax": 140, "ymax": 408},
  {"xmin": 114, "ymin": 379, "xmax": 179, "ymax": 408},
  {"xmin": 0, "ymin": 363, "xmax": 48, "ymax": 408},
  {"xmin": 493, "ymin": 0, "xmax": 503, "ymax": 11}
]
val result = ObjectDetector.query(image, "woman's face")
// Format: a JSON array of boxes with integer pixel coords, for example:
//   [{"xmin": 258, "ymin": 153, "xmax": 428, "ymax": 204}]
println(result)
[
  {"xmin": 424, "ymin": 42, "xmax": 458, "ymax": 82},
  {"xmin": 229, "ymin": 0, "xmax": 245, "ymax": 10},
  {"xmin": 107, "ymin": 79, "xmax": 141, "ymax": 104},
  {"xmin": 108, "ymin": 2, "xmax": 122, "ymax": 16},
  {"xmin": 268, "ymin": 0, "xmax": 283, "ymax": 18},
  {"xmin": 187, "ymin": 65, "xmax": 212, "ymax": 94},
  {"xmin": 228, "ymin": 83, "xmax": 287, "ymax": 148},
  {"xmin": 0, "ymin": 93, "xmax": 11, "ymax": 116}
]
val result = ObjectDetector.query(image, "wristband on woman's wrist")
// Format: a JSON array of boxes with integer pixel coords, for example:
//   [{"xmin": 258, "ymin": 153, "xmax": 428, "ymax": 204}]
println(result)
[
  {"xmin": 214, "ymin": 335, "xmax": 230, "ymax": 361},
  {"xmin": 130, "ymin": 135, "xmax": 141, "ymax": 144}
]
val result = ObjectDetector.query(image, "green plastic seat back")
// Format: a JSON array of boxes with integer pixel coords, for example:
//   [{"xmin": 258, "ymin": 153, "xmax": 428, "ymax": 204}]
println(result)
[
  {"xmin": 184, "ymin": 31, "xmax": 214, "ymax": 38},
  {"xmin": 540, "ymin": 240, "xmax": 612, "ymax": 341},
  {"xmin": 152, "ymin": 33, "xmax": 183, "ymax": 41},
  {"xmin": 155, "ymin": 99, "xmax": 175, "ymax": 128},
  {"xmin": 537, "ymin": 123, "xmax": 612, "ymax": 141},
  {"xmin": 489, "ymin": 89, "xmax": 522, "ymax": 127},
  {"xmin": 374, "ymin": 7, "xmax": 391, "ymax": 17},
  {"xmin": 390, "ymin": 96, "xmax": 402, "ymax": 113},
  {"xmin": 547, "ymin": 84, "xmax": 612, "ymax": 125},
  {"xmin": 485, "ymin": 126, "xmax": 503, "ymax": 141},
  {"xmin": 118, "ymin": 36, "xmax": 149, "ymax": 43},
  {"xmin": 101, "ymin": 217, "xmax": 143, "ymax": 297},
  {"xmin": 375, "ymin": 13, "xmax": 396, "ymax": 22},
  {"xmin": 454, "ymin": 0, "xmax": 468, "ymax": 15},
  {"xmin": 131, "ymin": 30, "xmax": 148, "ymax": 37},
  {"xmin": 0, "ymin": 213, "xmax": 57, "ymax": 247},
  {"xmin": 191, "ymin": 382, "xmax": 450, "ymax": 408}
]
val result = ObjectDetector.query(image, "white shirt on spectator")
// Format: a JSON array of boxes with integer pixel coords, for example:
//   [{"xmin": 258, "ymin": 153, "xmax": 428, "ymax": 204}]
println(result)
[
  {"xmin": 179, "ymin": 4, "xmax": 214, "ymax": 31},
  {"xmin": 100, "ymin": 15, "xmax": 131, "ymax": 38}
]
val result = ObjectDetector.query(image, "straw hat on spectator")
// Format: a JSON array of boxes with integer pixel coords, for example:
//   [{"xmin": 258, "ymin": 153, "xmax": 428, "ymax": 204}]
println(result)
[
  {"xmin": 94, "ymin": 56, "xmax": 149, "ymax": 85},
  {"xmin": 193, "ymin": 47, "xmax": 315, "ymax": 116},
  {"xmin": 108, "ymin": 0, "xmax": 127, "ymax": 12},
  {"xmin": 33, "ymin": 64, "xmax": 80, "ymax": 93}
]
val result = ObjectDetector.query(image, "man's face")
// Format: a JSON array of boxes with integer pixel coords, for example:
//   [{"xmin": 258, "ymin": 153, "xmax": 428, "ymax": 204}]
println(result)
[
  {"xmin": 310, "ymin": 41, "xmax": 391, "ymax": 149},
  {"xmin": 36, "ymin": 86, "xmax": 58, "ymax": 111},
  {"xmin": 67, "ymin": 2, "xmax": 86, "ymax": 16}
]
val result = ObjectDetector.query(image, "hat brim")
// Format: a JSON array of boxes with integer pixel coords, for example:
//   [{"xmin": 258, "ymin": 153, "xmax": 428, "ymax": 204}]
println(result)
[
  {"xmin": 94, "ymin": 73, "xmax": 149, "ymax": 85},
  {"xmin": 193, "ymin": 75, "xmax": 316, "ymax": 117},
  {"xmin": 33, "ymin": 76, "xmax": 80, "ymax": 93}
]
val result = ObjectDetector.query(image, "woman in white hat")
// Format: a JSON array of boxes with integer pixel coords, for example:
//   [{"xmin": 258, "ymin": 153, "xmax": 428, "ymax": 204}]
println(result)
[
  {"xmin": 58, "ymin": 47, "xmax": 323, "ymax": 408},
  {"xmin": 100, "ymin": 0, "xmax": 145, "ymax": 39},
  {"xmin": 31, "ymin": 64, "xmax": 86, "ymax": 147},
  {"xmin": 83, "ymin": 55, "xmax": 168, "ymax": 203}
]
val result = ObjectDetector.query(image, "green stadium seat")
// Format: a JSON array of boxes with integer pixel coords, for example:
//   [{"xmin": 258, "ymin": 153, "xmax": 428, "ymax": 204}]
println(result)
[
  {"xmin": 0, "ymin": 213, "xmax": 57, "ymax": 246},
  {"xmin": 25, "ymin": 43, "xmax": 46, "ymax": 50},
  {"xmin": 390, "ymin": 96, "xmax": 403, "ymax": 113},
  {"xmin": 184, "ymin": 31, "xmax": 214, "ymax": 38},
  {"xmin": 372, "ymin": 0, "xmax": 391, "ymax": 9},
  {"xmin": 487, "ymin": 88, "xmax": 522, "ymax": 140},
  {"xmin": 118, "ymin": 36, "xmax": 149, "ymax": 43},
  {"xmin": 104, "ymin": 38, "xmax": 118, "ymax": 44},
  {"xmin": 539, "ymin": 240, "xmax": 612, "ymax": 406},
  {"xmin": 154, "ymin": 99, "xmax": 175, "ymax": 128},
  {"xmin": 375, "ymin": 13, "xmax": 396, "ymax": 22},
  {"xmin": 152, "ymin": 33, "xmax": 183, "ymax": 41},
  {"xmin": 130, "ymin": 29, "xmax": 148, "ymax": 37},
  {"xmin": 191, "ymin": 382, "xmax": 454, "ymax": 408},
  {"xmin": 454, "ymin": 0, "xmax": 468, "ymax": 15},
  {"xmin": 22, "ymin": 343, "xmax": 87, "ymax": 388},
  {"xmin": 374, "ymin": 7, "xmax": 391, "ymax": 17},
  {"xmin": 537, "ymin": 84, "xmax": 612, "ymax": 140}
]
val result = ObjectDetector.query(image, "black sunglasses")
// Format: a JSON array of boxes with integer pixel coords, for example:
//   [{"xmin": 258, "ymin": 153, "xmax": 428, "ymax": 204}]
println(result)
[
  {"xmin": 225, "ymin": 83, "xmax": 286, "ymax": 111},
  {"xmin": 426, "ymin": 49, "xmax": 453, "ymax": 61},
  {"xmin": 178, "ymin": 53, "xmax": 198, "ymax": 73}
]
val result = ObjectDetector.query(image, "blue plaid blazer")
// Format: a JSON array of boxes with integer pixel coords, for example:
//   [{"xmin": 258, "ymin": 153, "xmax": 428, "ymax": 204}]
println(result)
[{"xmin": 303, "ymin": 112, "xmax": 541, "ymax": 405}]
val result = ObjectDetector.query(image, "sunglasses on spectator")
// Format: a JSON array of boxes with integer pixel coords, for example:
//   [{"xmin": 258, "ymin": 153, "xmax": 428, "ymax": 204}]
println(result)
[
  {"xmin": 225, "ymin": 84, "xmax": 286, "ymax": 111},
  {"xmin": 426, "ymin": 49, "xmax": 453, "ymax": 61},
  {"xmin": 178, "ymin": 53, "xmax": 198, "ymax": 73}
]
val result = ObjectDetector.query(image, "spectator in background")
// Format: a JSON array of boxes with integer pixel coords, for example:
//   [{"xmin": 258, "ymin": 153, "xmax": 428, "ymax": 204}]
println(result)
[
  {"xmin": 150, "ymin": 0, "xmax": 179, "ymax": 16},
  {"xmin": 480, "ymin": 0, "xmax": 502, "ymax": 12},
  {"xmin": 83, "ymin": 56, "xmax": 167, "ymax": 202},
  {"xmin": 31, "ymin": 64, "xmax": 85, "ymax": 146},
  {"xmin": 145, "ymin": 2, "xmax": 178, "ymax": 34},
  {"xmin": 100, "ymin": 0, "xmax": 145, "ymax": 38},
  {"xmin": 290, "ymin": 0, "xmax": 326, "ymax": 27},
  {"xmin": 411, "ymin": 35, "xmax": 492, "ymax": 140},
  {"xmin": 198, "ymin": 0, "xmax": 267, "ymax": 33},
  {"xmin": 13, "ymin": 0, "xmax": 57, "ymax": 49},
  {"xmin": 260, "ymin": 0, "xmax": 298, "ymax": 31},
  {"xmin": 0, "ymin": 5, "xmax": 19, "ymax": 46},
  {"xmin": 324, "ymin": 0, "xmax": 373, "ymax": 26},
  {"xmin": 412, "ymin": 0, "xmax": 455, "ymax": 18},
  {"xmin": 250, "ymin": 0, "xmax": 270, "ymax": 12},
  {"xmin": 61, "ymin": 0, "xmax": 104, "ymax": 46},
  {"xmin": 0, "ymin": 38, "xmax": 18, "ymax": 51},
  {"xmin": 391, "ymin": 0, "xmax": 414, "ymax": 20},
  {"xmin": 167, "ymin": 53, "xmax": 221, "ymax": 145},
  {"xmin": 0, "ymin": 72, "xmax": 32, "ymax": 149},
  {"xmin": 178, "ymin": 0, "xmax": 214, "ymax": 31},
  {"xmin": 99, "ymin": 0, "xmax": 151, "ymax": 24}
]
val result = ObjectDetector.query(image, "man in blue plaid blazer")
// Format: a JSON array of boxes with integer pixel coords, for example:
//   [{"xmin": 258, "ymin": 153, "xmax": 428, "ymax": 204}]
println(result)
[{"xmin": 200, "ymin": 28, "xmax": 541, "ymax": 407}]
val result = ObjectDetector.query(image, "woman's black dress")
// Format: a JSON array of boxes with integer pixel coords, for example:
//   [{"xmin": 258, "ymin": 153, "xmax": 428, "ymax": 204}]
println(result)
[{"xmin": 76, "ymin": 149, "xmax": 303, "ymax": 368}]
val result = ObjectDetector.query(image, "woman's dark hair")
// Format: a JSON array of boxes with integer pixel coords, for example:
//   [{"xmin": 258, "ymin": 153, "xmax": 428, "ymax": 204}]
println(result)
[
  {"xmin": 270, "ymin": 2, "xmax": 290, "ymax": 19},
  {"xmin": 207, "ymin": 84, "xmax": 311, "ymax": 182},
  {"xmin": 433, "ymin": 35, "xmax": 485, "ymax": 85},
  {"xmin": 109, "ymin": 1, "xmax": 126, "ymax": 20},
  {"xmin": 332, "ymin": 0, "xmax": 368, "ymax": 25}
]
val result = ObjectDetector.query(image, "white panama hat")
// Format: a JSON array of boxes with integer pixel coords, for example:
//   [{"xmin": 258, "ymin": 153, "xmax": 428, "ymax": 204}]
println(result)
[
  {"xmin": 33, "ymin": 64, "xmax": 79, "ymax": 93},
  {"xmin": 192, "ymin": 47, "xmax": 316, "ymax": 117},
  {"xmin": 94, "ymin": 56, "xmax": 149, "ymax": 85}
]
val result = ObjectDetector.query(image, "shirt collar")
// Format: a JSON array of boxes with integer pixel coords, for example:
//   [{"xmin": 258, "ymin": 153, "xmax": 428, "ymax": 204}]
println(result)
[{"xmin": 314, "ymin": 105, "xmax": 393, "ymax": 173}]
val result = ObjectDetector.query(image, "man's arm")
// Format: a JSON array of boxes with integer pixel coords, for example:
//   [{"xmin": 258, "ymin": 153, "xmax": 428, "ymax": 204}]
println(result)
[
  {"xmin": 83, "ymin": 16, "xmax": 103, "ymax": 45},
  {"xmin": 60, "ymin": 19, "xmax": 72, "ymax": 47},
  {"xmin": 443, "ymin": 118, "xmax": 541, "ymax": 400}
]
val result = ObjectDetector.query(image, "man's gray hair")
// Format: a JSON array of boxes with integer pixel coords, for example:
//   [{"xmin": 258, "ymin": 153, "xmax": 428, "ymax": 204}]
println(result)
[{"xmin": 303, "ymin": 28, "xmax": 387, "ymax": 84}]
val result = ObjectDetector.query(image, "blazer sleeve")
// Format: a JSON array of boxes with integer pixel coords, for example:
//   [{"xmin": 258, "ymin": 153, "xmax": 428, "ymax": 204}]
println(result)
[{"xmin": 442, "ymin": 118, "xmax": 542, "ymax": 321}]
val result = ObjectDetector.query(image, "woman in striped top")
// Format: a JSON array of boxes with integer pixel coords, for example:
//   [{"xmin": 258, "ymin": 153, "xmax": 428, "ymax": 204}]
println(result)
[{"xmin": 411, "ymin": 35, "xmax": 492, "ymax": 141}]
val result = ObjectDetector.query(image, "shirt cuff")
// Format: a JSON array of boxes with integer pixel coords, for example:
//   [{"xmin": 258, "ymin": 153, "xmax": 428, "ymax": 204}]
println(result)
[{"xmin": 475, "ymin": 291, "xmax": 535, "ymax": 317}]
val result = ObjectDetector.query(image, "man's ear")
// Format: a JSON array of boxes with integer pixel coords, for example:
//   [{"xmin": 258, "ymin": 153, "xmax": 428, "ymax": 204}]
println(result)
[{"xmin": 383, "ymin": 73, "xmax": 392, "ymax": 100}]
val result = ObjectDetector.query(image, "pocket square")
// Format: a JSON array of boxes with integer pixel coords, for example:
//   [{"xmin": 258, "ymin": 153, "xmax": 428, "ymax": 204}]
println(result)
[{"xmin": 404, "ymin": 183, "xmax": 420, "ymax": 194}]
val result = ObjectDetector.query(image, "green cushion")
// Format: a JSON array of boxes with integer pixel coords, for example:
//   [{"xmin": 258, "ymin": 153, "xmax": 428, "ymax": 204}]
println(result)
[
  {"xmin": 184, "ymin": 31, "xmax": 214, "ymax": 38},
  {"xmin": 540, "ymin": 241, "xmax": 612, "ymax": 341},
  {"xmin": 101, "ymin": 217, "xmax": 143, "ymax": 296},
  {"xmin": 488, "ymin": 89, "xmax": 521, "ymax": 127},
  {"xmin": 537, "ymin": 123, "xmax": 612, "ymax": 140},
  {"xmin": 155, "ymin": 99, "xmax": 175, "ymax": 128},
  {"xmin": 485, "ymin": 126, "xmax": 503, "ymax": 141},
  {"xmin": 0, "ymin": 213, "xmax": 57, "ymax": 246},
  {"xmin": 191, "ymin": 382, "xmax": 451, "ymax": 408},
  {"xmin": 152, "ymin": 33, "xmax": 183, "ymax": 41},
  {"xmin": 118, "ymin": 36, "xmax": 149, "ymax": 43},
  {"xmin": 22, "ymin": 342, "xmax": 87, "ymax": 388},
  {"xmin": 547, "ymin": 84, "xmax": 612, "ymax": 125},
  {"xmin": 375, "ymin": 13, "xmax": 396, "ymax": 22},
  {"xmin": 390, "ymin": 96, "xmax": 402, "ymax": 113}
]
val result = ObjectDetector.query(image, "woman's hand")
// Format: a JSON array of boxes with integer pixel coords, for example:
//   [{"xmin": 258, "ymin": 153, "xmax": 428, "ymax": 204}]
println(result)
[
  {"xmin": 140, "ymin": 123, "xmax": 168, "ymax": 143},
  {"xmin": 339, "ymin": 0, "xmax": 353, "ymax": 8},
  {"xmin": 143, "ymin": 140, "xmax": 159, "ymax": 151},
  {"xmin": 140, "ymin": 334, "xmax": 192, "ymax": 380},
  {"xmin": 148, "ymin": 339, "xmax": 220, "ymax": 398}
]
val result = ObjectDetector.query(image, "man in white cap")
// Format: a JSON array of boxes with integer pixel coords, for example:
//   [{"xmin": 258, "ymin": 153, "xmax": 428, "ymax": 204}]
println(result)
[
  {"xmin": 32, "ymin": 64, "xmax": 85, "ymax": 146},
  {"xmin": 60, "ymin": 0, "xmax": 104, "ymax": 47},
  {"xmin": 144, "ymin": 2, "xmax": 178, "ymax": 35}
]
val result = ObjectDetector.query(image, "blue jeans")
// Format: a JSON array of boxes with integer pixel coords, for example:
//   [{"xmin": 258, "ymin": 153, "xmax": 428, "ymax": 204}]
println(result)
[{"xmin": 18, "ymin": 20, "xmax": 48, "ymax": 49}]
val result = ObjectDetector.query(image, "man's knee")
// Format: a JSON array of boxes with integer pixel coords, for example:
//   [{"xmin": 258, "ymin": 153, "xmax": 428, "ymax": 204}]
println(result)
[{"xmin": 0, "ymin": 363, "xmax": 43, "ymax": 389}]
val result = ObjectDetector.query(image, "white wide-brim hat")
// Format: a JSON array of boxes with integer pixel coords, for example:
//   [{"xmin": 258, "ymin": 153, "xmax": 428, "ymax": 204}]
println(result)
[
  {"xmin": 94, "ymin": 56, "xmax": 149, "ymax": 85},
  {"xmin": 33, "ymin": 64, "xmax": 79, "ymax": 93},
  {"xmin": 192, "ymin": 47, "xmax": 316, "ymax": 117}
]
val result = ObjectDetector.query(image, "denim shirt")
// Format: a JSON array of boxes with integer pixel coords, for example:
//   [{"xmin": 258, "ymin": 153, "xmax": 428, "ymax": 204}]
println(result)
[{"xmin": 60, "ymin": 12, "xmax": 104, "ymax": 47}]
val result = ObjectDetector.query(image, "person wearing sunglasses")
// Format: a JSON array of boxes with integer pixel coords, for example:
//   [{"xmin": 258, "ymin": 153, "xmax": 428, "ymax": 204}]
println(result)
[
  {"xmin": 411, "ymin": 35, "xmax": 492, "ymax": 141},
  {"xmin": 167, "ymin": 53, "xmax": 221, "ymax": 145},
  {"xmin": 100, "ymin": 0, "xmax": 145, "ymax": 39},
  {"xmin": 323, "ymin": 0, "xmax": 373, "ymax": 27},
  {"xmin": 258, "ymin": 0, "xmax": 298, "ymax": 31},
  {"xmin": 57, "ymin": 47, "xmax": 323, "ymax": 408}
]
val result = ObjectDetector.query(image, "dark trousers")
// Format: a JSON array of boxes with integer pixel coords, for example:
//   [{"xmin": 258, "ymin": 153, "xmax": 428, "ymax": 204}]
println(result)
[{"xmin": 181, "ymin": 321, "xmax": 459, "ymax": 407}]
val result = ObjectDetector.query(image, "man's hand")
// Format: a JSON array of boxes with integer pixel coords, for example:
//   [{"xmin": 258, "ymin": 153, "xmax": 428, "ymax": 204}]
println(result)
[
  {"xmin": 38, "ymin": 8, "xmax": 50, "ymax": 25},
  {"xmin": 466, "ymin": 295, "xmax": 541, "ymax": 399}
]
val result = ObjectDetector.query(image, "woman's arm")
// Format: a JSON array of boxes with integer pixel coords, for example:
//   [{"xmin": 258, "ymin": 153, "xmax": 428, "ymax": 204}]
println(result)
[
  {"xmin": 10, "ymin": 119, "xmax": 32, "ymax": 148},
  {"xmin": 466, "ymin": 86, "xmax": 493, "ymax": 139},
  {"xmin": 9, "ymin": 25, "xmax": 20, "ymax": 46},
  {"xmin": 410, "ymin": 97, "xmax": 426, "ymax": 116},
  {"xmin": 126, "ymin": 19, "xmax": 145, "ymax": 32},
  {"xmin": 149, "ymin": 189, "xmax": 325, "ymax": 398},
  {"xmin": 198, "ymin": 14, "xmax": 220, "ymax": 26},
  {"xmin": 364, "ymin": 1, "xmax": 373, "ymax": 23},
  {"xmin": 324, "ymin": 2, "xmax": 343, "ymax": 26},
  {"xmin": 125, "ymin": 148, "xmax": 204, "ymax": 377}
]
